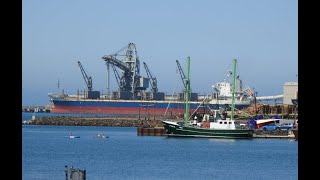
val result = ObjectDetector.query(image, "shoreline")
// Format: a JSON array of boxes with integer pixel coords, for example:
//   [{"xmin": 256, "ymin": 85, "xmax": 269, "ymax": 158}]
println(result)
[{"xmin": 24, "ymin": 116, "xmax": 295, "ymax": 139}]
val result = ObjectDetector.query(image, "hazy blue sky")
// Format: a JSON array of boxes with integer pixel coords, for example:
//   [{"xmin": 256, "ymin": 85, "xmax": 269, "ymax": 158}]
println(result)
[{"xmin": 22, "ymin": 0, "xmax": 297, "ymax": 106}]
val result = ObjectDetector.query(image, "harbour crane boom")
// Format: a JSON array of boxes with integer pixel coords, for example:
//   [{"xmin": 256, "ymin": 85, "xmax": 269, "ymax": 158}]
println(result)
[
  {"xmin": 176, "ymin": 60, "xmax": 187, "ymax": 89},
  {"xmin": 111, "ymin": 64, "xmax": 121, "ymax": 87},
  {"xmin": 143, "ymin": 62, "xmax": 158, "ymax": 93},
  {"xmin": 102, "ymin": 54, "xmax": 130, "ymax": 72},
  {"xmin": 78, "ymin": 61, "xmax": 92, "ymax": 91}
]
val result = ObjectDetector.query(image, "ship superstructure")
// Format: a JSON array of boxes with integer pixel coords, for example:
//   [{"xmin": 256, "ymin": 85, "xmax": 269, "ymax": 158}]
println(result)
[{"xmin": 208, "ymin": 70, "xmax": 253, "ymax": 109}]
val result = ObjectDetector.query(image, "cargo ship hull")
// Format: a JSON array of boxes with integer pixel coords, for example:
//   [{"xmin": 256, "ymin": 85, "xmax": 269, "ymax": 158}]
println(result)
[
  {"xmin": 52, "ymin": 98, "xmax": 202, "ymax": 115},
  {"xmin": 50, "ymin": 96, "xmax": 250, "ymax": 115}
]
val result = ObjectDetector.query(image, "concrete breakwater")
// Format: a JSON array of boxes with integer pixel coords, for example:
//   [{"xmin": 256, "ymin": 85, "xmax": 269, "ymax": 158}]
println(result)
[{"xmin": 27, "ymin": 116, "xmax": 166, "ymax": 127}]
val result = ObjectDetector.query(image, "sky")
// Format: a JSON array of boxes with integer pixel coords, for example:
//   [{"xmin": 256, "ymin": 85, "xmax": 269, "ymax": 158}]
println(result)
[{"xmin": 22, "ymin": 0, "xmax": 298, "ymax": 106}]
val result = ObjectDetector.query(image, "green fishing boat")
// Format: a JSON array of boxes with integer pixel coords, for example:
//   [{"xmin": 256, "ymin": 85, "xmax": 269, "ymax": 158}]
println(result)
[{"xmin": 162, "ymin": 57, "xmax": 254, "ymax": 138}]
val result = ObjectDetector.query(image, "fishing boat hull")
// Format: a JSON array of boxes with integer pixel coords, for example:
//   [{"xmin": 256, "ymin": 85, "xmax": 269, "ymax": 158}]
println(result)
[{"xmin": 162, "ymin": 121, "xmax": 254, "ymax": 139}]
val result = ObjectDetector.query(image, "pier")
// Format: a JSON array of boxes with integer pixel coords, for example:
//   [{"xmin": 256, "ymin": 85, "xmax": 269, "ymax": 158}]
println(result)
[
  {"xmin": 252, "ymin": 129, "xmax": 295, "ymax": 139},
  {"xmin": 253, "ymin": 134, "xmax": 295, "ymax": 139},
  {"xmin": 137, "ymin": 128, "xmax": 295, "ymax": 138}
]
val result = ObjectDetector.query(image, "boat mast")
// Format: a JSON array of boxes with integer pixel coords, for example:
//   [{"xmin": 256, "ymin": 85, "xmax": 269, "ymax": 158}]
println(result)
[
  {"xmin": 184, "ymin": 56, "xmax": 191, "ymax": 126},
  {"xmin": 231, "ymin": 59, "xmax": 237, "ymax": 120}
]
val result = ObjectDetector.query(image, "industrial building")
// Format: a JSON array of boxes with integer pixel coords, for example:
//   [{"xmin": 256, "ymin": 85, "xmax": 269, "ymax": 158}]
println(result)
[{"xmin": 283, "ymin": 82, "xmax": 298, "ymax": 105}]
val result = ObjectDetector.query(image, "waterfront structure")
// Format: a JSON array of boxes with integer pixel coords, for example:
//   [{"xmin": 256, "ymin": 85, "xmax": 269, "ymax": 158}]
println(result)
[{"xmin": 283, "ymin": 82, "xmax": 298, "ymax": 105}]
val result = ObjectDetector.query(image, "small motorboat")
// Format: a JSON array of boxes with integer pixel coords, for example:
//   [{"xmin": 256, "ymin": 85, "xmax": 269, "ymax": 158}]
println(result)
[
  {"xmin": 65, "ymin": 133, "xmax": 80, "ymax": 138},
  {"xmin": 95, "ymin": 134, "xmax": 109, "ymax": 138}
]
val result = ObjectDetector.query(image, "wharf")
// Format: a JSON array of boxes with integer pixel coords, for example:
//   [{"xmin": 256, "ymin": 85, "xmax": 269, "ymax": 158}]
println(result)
[
  {"xmin": 252, "ymin": 129, "xmax": 295, "ymax": 139},
  {"xmin": 253, "ymin": 134, "xmax": 295, "ymax": 139},
  {"xmin": 138, "ymin": 127, "xmax": 295, "ymax": 139}
]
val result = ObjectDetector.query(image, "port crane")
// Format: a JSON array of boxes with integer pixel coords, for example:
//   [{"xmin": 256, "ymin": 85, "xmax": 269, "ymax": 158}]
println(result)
[
  {"xmin": 176, "ymin": 59, "xmax": 198, "ymax": 101},
  {"xmin": 111, "ymin": 64, "xmax": 121, "ymax": 87},
  {"xmin": 176, "ymin": 60, "xmax": 187, "ymax": 89},
  {"xmin": 143, "ymin": 62, "xmax": 158, "ymax": 93},
  {"xmin": 102, "ymin": 43, "xmax": 149, "ymax": 98},
  {"xmin": 77, "ymin": 61, "xmax": 92, "ymax": 91}
]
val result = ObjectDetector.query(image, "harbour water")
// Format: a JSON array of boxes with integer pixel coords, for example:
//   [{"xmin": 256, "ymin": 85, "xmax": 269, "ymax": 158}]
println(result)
[{"xmin": 22, "ymin": 113, "xmax": 298, "ymax": 180}]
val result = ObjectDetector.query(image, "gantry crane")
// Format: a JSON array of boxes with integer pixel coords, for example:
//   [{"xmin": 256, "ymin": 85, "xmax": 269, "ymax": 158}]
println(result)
[
  {"xmin": 78, "ymin": 61, "xmax": 92, "ymax": 91},
  {"xmin": 143, "ymin": 62, "xmax": 158, "ymax": 93},
  {"xmin": 102, "ymin": 43, "xmax": 149, "ymax": 98}
]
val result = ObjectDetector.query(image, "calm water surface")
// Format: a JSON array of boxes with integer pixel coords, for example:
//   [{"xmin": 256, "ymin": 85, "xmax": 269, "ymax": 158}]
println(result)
[{"xmin": 22, "ymin": 113, "xmax": 298, "ymax": 180}]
